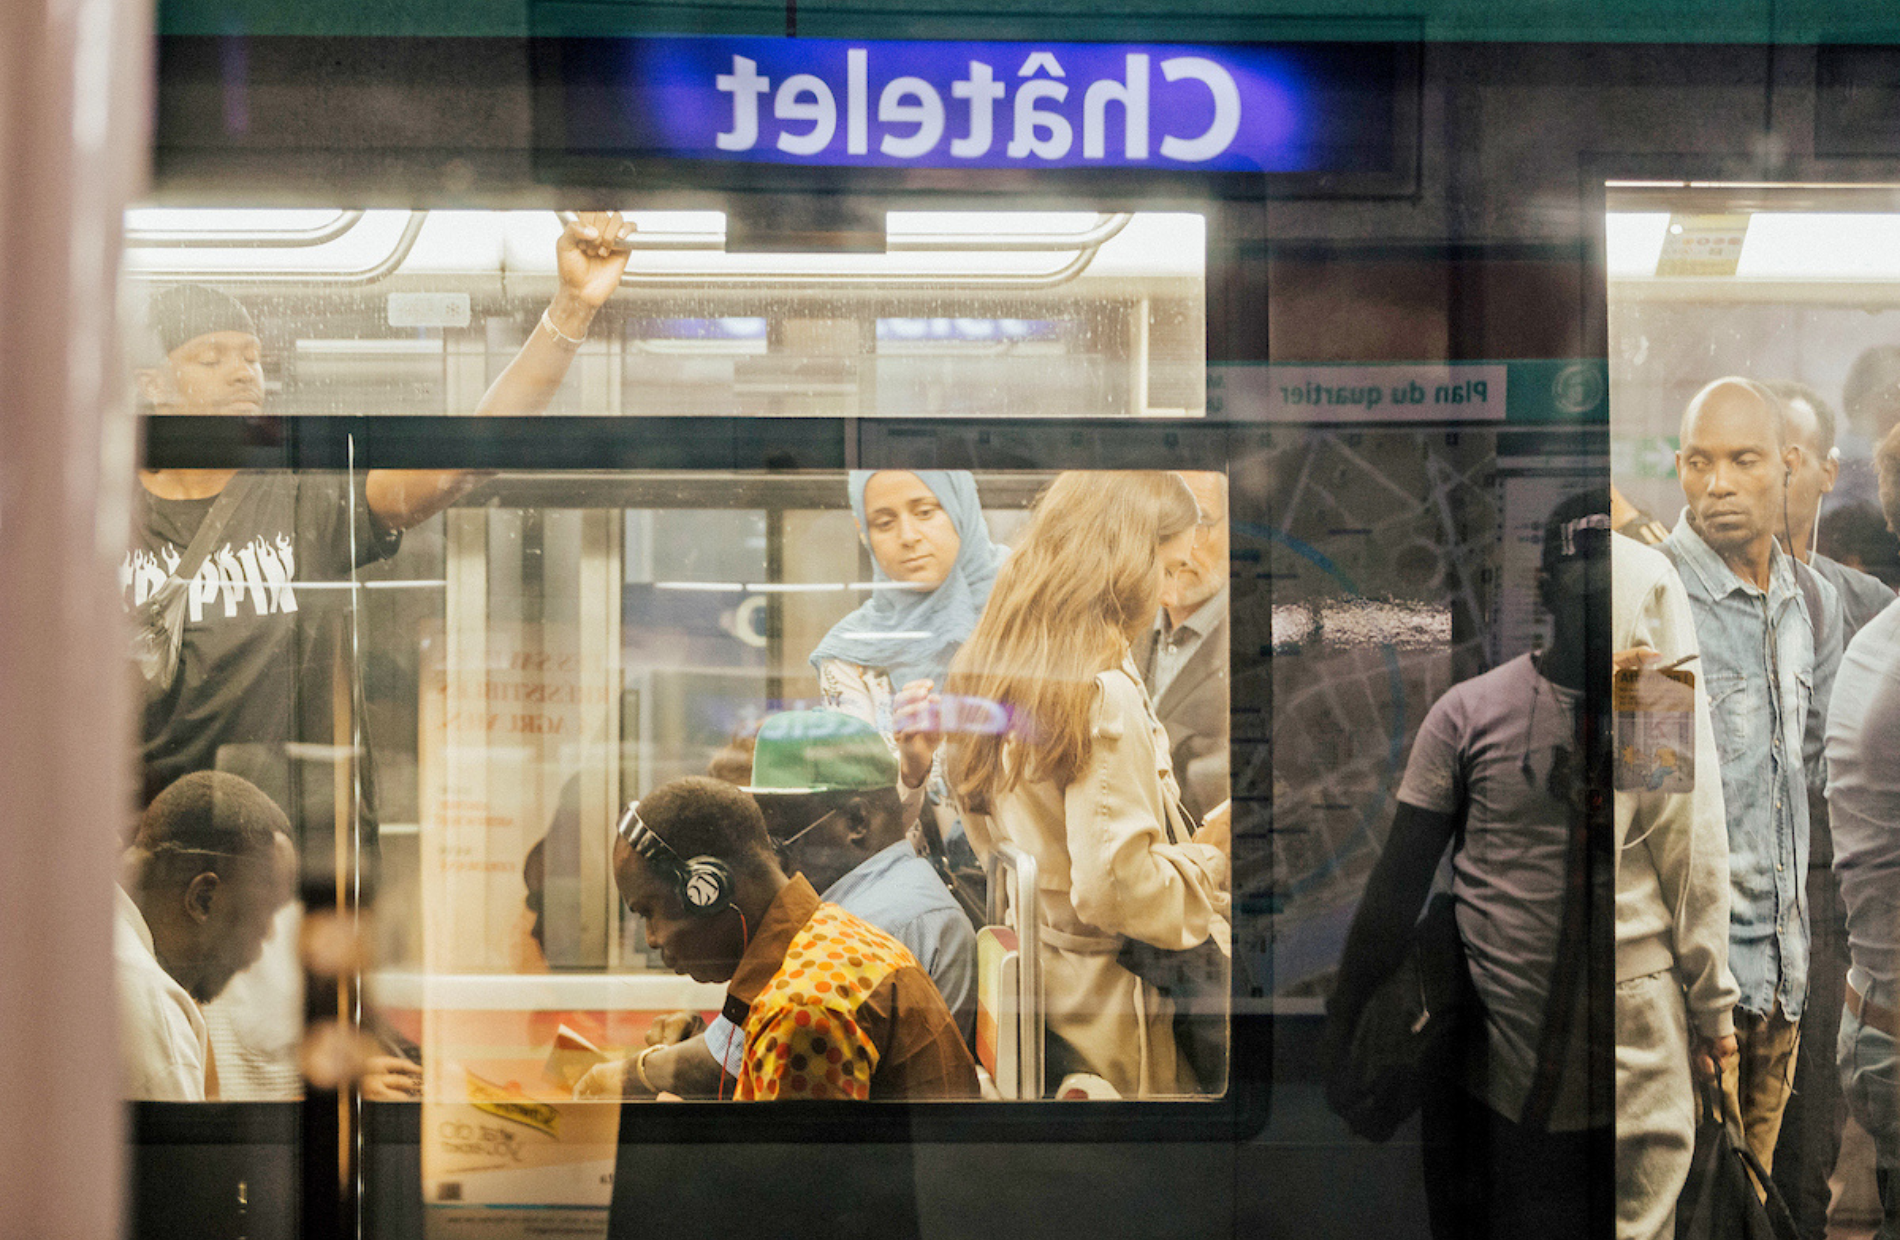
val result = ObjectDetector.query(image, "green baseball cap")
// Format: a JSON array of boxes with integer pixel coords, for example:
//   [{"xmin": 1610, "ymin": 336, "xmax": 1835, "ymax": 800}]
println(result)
[{"xmin": 744, "ymin": 709, "xmax": 898, "ymax": 795}]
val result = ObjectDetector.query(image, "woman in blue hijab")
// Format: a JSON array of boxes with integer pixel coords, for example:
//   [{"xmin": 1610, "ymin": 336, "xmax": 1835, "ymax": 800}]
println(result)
[{"xmin": 809, "ymin": 470, "xmax": 1005, "ymax": 800}]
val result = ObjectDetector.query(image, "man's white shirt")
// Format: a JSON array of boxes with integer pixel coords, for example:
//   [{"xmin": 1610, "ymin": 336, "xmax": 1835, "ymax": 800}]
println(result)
[{"xmin": 116, "ymin": 884, "xmax": 209, "ymax": 1101}]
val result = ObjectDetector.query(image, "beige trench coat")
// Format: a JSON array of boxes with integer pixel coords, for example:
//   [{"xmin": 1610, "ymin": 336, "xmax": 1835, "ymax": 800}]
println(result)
[{"xmin": 961, "ymin": 660, "xmax": 1230, "ymax": 1098}]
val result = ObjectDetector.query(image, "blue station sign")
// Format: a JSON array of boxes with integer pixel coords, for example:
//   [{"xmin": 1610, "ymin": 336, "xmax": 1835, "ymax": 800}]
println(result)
[{"xmin": 546, "ymin": 37, "xmax": 1404, "ymax": 175}]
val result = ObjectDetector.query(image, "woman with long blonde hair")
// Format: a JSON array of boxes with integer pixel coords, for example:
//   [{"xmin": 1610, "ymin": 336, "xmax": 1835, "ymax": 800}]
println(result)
[{"xmin": 944, "ymin": 471, "xmax": 1231, "ymax": 1097}]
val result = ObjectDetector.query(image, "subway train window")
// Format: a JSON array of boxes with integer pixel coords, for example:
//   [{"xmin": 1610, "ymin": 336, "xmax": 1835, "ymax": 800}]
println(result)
[
  {"xmin": 123, "ymin": 208, "xmax": 1205, "ymax": 419},
  {"xmin": 123, "ymin": 205, "xmax": 1233, "ymax": 1233},
  {"xmin": 123, "ymin": 467, "xmax": 1236, "ymax": 1223}
]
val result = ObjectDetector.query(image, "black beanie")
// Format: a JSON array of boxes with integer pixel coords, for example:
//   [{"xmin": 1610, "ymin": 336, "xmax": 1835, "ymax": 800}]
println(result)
[{"xmin": 148, "ymin": 283, "xmax": 257, "ymax": 356}]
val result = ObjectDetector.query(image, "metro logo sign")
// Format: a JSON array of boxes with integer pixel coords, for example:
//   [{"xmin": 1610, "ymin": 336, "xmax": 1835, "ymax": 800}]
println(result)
[{"xmin": 581, "ymin": 37, "xmax": 1334, "ymax": 172}]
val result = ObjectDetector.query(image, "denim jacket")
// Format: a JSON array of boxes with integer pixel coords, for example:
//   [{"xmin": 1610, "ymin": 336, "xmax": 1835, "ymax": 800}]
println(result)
[{"xmin": 1663, "ymin": 514, "xmax": 1834, "ymax": 1020}]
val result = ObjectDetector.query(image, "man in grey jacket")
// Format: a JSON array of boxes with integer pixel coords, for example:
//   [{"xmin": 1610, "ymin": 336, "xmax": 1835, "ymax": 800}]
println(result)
[
  {"xmin": 1135, "ymin": 470, "xmax": 1229, "ymax": 827},
  {"xmin": 1829, "ymin": 426, "xmax": 1900, "ymax": 1240}
]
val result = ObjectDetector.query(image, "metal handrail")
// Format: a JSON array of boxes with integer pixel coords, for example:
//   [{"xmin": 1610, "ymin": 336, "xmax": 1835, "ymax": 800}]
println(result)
[
  {"xmin": 559, "ymin": 209, "xmax": 1131, "ymax": 291},
  {"xmin": 558, "ymin": 209, "xmax": 1130, "ymax": 253},
  {"xmin": 888, "ymin": 214, "xmax": 1132, "ymax": 252},
  {"xmin": 609, "ymin": 240, "xmax": 1116, "ymax": 291},
  {"xmin": 128, "ymin": 208, "xmax": 1128, "ymax": 292},
  {"xmin": 125, "ymin": 209, "xmax": 367, "ymax": 248},
  {"xmin": 124, "ymin": 211, "xmax": 428, "ymax": 287},
  {"xmin": 985, "ymin": 841, "xmax": 1043, "ymax": 1101}
]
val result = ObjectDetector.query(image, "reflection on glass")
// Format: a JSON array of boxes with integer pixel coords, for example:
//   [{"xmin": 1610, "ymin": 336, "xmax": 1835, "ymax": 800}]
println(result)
[
  {"xmin": 125, "ymin": 214, "xmax": 636, "ymax": 1122},
  {"xmin": 121, "ymin": 207, "xmax": 1205, "ymax": 419},
  {"xmin": 123, "ymin": 202, "xmax": 1221, "ymax": 1232}
]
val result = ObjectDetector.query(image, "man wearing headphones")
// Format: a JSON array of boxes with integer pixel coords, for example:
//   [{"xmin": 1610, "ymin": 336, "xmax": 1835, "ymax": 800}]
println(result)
[
  {"xmin": 1766, "ymin": 381, "xmax": 1892, "ymax": 1236},
  {"xmin": 601, "ymin": 776, "xmax": 978, "ymax": 1101},
  {"xmin": 577, "ymin": 710, "xmax": 977, "ymax": 1099},
  {"xmin": 1663, "ymin": 377, "xmax": 1841, "ymax": 1175},
  {"xmin": 1769, "ymin": 382, "xmax": 1897, "ymax": 639}
]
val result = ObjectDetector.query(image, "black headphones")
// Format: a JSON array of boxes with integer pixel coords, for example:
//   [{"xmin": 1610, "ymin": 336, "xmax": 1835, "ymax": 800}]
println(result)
[{"xmin": 616, "ymin": 801, "xmax": 735, "ymax": 918}]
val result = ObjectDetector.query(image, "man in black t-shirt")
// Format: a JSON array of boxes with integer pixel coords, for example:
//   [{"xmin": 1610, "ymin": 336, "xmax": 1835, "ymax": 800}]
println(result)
[
  {"xmin": 131, "ymin": 212, "xmax": 630, "ymax": 833},
  {"xmin": 126, "ymin": 212, "xmax": 634, "ymax": 1094}
]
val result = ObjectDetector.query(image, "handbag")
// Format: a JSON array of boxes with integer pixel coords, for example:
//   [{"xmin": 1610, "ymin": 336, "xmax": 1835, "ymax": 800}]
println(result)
[
  {"xmin": 1116, "ymin": 776, "xmax": 1231, "ymax": 1094},
  {"xmin": 1118, "ymin": 926, "xmax": 1230, "ymax": 1093},
  {"xmin": 130, "ymin": 479, "xmax": 249, "ymax": 690},
  {"xmin": 1325, "ymin": 890, "xmax": 1475, "ymax": 1142},
  {"xmin": 1676, "ymin": 1079, "xmax": 1799, "ymax": 1240}
]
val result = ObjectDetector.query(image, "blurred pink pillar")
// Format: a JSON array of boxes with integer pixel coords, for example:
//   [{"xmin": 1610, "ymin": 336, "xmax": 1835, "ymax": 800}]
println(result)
[{"xmin": 0, "ymin": 0, "xmax": 149, "ymax": 1234}]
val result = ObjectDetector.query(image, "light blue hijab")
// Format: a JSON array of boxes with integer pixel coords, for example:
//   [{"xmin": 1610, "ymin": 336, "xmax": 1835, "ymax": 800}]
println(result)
[{"xmin": 807, "ymin": 470, "xmax": 1005, "ymax": 688}]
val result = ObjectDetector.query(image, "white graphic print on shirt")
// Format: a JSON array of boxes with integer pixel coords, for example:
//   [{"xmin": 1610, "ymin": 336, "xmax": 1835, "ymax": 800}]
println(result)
[{"xmin": 122, "ymin": 535, "xmax": 299, "ymax": 622}]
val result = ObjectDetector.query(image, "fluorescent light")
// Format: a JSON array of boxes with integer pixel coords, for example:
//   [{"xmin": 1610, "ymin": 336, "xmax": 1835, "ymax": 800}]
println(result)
[
  {"xmin": 1608, "ymin": 208, "xmax": 1900, "ymax": 285},
  {"xmin": 1605, "ymin": 212, "xmax": 1671, "ymax": 278},
  {"xmin": 1738, "ymin": 213, "xmax": 1900, "ymax": 279}
]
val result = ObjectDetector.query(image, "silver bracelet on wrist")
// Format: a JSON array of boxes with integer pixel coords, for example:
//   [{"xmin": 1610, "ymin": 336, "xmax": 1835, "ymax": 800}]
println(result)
[{"xmin": 540, "ymin": 307, "xmax": 586, "ymax": 348}]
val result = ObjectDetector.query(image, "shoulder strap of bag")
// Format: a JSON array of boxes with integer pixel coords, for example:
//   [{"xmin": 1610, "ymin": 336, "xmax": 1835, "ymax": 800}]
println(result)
[
  {"xmin": 155, "ymin": 475, "xmax": 252, "ymax": 595},
  {"xmin": 1521, "ymin": 661, "xmax": 1598, "ymax": 1130}
]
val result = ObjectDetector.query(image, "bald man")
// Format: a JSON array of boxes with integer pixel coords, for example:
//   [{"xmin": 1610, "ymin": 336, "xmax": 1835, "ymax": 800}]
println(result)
[
  {"xmin": 1661, "ymin": 377, "xmax": 1841, "ymax": 1177},
  {"xmin": 1769, "ymin": 382, "xmax": 1896, "ymax": 639}
]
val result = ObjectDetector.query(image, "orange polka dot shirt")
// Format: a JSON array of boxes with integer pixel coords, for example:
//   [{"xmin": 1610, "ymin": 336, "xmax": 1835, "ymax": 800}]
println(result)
[{"xmin": 727, "ymin": 875, "xmax": 978, "ymax": 1101}]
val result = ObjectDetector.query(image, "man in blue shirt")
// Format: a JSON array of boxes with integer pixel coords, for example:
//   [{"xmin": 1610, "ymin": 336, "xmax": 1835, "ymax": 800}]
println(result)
[
  {"xmin": 576, "ymin": 709, "xmax": 976, "ymax": 1099},
  {"xmin": 744, "ymin": 708, "xmax": 976, "ymax": 1042},
  {"xmin": 1663, "ymin": 376, "xmax": 1840, "ymax": 1175}
]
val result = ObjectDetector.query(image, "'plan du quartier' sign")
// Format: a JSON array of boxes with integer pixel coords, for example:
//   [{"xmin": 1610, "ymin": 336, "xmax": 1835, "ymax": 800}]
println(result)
[{"xmin": 558, "ymin": 37, "xmax": 1398, "ymax": 173}]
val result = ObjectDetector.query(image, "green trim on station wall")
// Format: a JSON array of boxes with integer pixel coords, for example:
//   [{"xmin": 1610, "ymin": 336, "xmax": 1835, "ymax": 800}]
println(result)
[{"xmin": 156, "ymin": 0, "xmax": 1900, "ymax": 44}]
